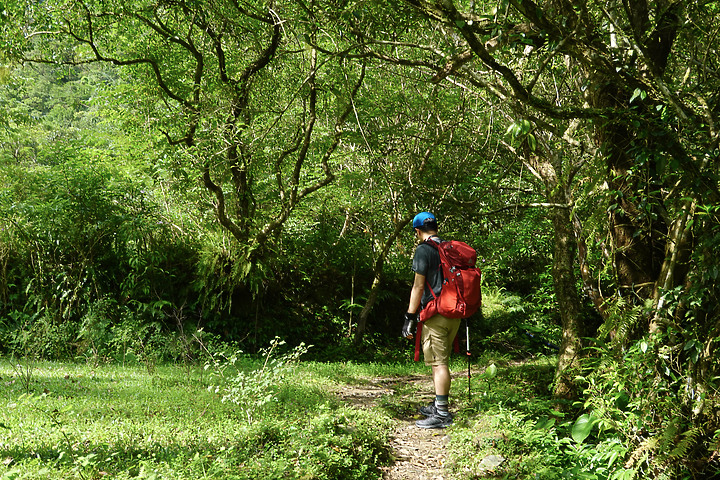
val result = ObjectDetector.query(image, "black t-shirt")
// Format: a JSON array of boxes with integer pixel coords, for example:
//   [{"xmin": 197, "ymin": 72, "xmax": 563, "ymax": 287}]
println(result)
[{"xmin": 412, "ymin": 237, "xmax": 443, "ymax": 307}]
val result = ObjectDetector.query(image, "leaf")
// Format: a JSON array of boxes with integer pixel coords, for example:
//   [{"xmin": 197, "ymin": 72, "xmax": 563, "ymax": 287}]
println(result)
[
  {"xmin": 571, "ymin": 414, "xmax": 597, "ymax": 443},
  {"xmin": 614, "ymin": 391, "xmax": 630, "ymax": 411},
  {"xmin": 534, "ymin": 416, "xmax": 556, "ymax": 430},
  {"xmin": 527, "ymin": 133, "xmax": 537, "ymax": 151},
  {"xmin": 520, "ymin": 119, "xmax": 532, "ymax": 134},
  {"xmin": 484, "ymin": 363, "xmax": 497, "ymax": 379},
  {"xmin": 629, "ymin": 88, "xmax": 646, "ymax": 103},
  {"xmin": 690, "ymin": 349, "xmax": 699, "ymax": 364}
]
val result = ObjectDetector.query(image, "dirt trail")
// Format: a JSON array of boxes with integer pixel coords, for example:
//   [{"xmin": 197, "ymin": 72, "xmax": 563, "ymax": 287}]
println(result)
[{"xmin": 337, "ymin": 376, "xmax": 455, "ymax": 480}]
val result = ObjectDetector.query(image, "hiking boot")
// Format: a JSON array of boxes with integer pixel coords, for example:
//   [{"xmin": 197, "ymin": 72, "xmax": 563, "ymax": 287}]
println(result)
[
  {"xmin": 416, "ymin": 412, "xmax": 453, "ymax": 429},
  {"xmin": 419, "ymin": 402, "xmax": 437, "ymax": 417}
]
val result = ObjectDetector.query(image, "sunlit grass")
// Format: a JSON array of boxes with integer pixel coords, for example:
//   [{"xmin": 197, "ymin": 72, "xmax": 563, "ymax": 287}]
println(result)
[
  {"xmin": 0, "ymin": 359, "xmax": 393, "ymax": 480},
  {"xmin": 2, "ymin": 350, "xmax": 611, "ymax": 480}
]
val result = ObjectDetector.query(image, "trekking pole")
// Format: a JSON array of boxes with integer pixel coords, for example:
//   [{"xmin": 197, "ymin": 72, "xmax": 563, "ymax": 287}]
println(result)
[{"xmin": 466, "ymin": 317, "xmax": 471, "ymax": 403}]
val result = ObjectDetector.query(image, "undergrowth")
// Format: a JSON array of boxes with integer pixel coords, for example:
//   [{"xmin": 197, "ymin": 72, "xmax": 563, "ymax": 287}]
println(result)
[{"xmin": 441, "ymin": 350, "xmax": 719, "ymax": 480}]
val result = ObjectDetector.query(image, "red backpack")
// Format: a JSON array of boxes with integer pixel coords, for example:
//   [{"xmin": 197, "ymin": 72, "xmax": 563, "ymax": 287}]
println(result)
[
  {"xmin": 420, "ymin": 239, "xmax": 482, "ymax": 321},
  {"xmin": 415, "ymin": 239, "xmax": 482, "ymax": 360}
]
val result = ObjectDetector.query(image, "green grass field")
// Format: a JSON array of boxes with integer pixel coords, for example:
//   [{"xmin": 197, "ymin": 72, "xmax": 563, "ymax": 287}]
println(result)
[
  {"xmin": 2, "ymin": 350, "xmax": 635, "ymax": 480},
  {"xmin": 0, "ymin": 353, "xmax": 401, "ymax": 480}
]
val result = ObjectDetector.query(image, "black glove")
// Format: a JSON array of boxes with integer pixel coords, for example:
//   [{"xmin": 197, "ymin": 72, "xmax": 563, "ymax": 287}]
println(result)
[{"xmin": 401, "ymin": 312, "xmax": 418, "ymax": 339}]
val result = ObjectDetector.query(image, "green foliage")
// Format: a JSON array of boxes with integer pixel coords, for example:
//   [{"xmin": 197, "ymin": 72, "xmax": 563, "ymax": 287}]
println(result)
[
  {"xmin": 76, "ymin": 297, "xmax": 117, "ymax": 364},
  {"xmin": 571, "ymin": 413, "xmax": 600, "ymax": 444},
  {"xmin": 442, "ymin": 353, "xmax": 719, "ymax": 480},
  {"xmin": 475, "ymin": 286, "xmax": 561, "ymax": 357},
  {"xmin": 596, "ymin": 297, "xmax": 644, "ymax": 350},
  {"xmin": 0, "ymin": 7, "xmax": 718, "ymax": 480},
  {"xmin": 478, "ymin": 210, "xmax": 553, "ymax": 296},
  {"xmin": 441, "ymin": 358, "xmax": 591, "ymax": 479},
  {"xmin": 0, "ymin": 151, "xmax": 200, "ymax": 358},
  {"xmin": 2, "ymin": 353, "xmax": 718, "ymax": 479},
  {"xmin": 575, "ymin": 331, "xmax": 718, "ymax": 479},
  {"xmin": 0, "ymin": 61, "xmax": 205, "ymax": 361}
]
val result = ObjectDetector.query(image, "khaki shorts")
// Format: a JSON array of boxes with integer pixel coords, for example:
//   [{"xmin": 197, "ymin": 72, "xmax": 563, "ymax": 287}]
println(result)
[{"xmin": 421, "ymin": 314, "xmax": 461, "ymax": 366}]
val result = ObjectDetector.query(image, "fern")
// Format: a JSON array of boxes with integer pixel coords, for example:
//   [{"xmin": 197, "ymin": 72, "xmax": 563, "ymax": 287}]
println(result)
[
  {"xmin": 598, "ymin": 296, "xmax": 643, "ymax": 349},
  {"xmin": 627, "ymin": 421, "xmax": 703, "ymax": 477},
  {"xmin": 658, "ymin": 419, "xmax": 680, "ymax": 449},
  {"xmin": 665, "ymin": 427, "xmax": 701, "ymax": 461},
  {"xmin": 626, "ymin": 436, "xmax": 657, "ymax": 470}
]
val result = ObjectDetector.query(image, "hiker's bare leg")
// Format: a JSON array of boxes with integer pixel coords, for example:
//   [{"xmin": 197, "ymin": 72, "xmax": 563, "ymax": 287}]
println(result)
[{"xmin": 432, "ymin": 364, "xmax": 451, "ymax": 396}]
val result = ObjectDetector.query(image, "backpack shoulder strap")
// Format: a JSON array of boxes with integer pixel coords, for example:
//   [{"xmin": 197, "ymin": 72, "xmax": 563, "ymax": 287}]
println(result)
[
  {"xmin": 423, "ymin": 236, "xmax": 443, "ymax": 249},
  {"xmin": 422, "ymin": 237, "xmax": 444, "ymax": 300}
]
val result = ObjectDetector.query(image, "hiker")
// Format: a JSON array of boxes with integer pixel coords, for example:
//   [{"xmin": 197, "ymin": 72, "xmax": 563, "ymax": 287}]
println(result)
[{"xmin": 402, "ymin": 211, "xmax": 462, "ymax": 429}]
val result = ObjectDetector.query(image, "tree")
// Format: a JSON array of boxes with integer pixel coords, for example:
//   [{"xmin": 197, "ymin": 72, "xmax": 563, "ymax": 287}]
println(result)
[
  {"xmin": 5, "ymin": 0, "xmax": 366, "ymax": 268},
  {"xmin": 338, "ymin": 59, "xmax": 511, "ymax": 343}
]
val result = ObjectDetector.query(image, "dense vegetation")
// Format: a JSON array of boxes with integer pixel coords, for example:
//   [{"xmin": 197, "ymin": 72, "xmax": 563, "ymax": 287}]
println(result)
[{"xmin": 1, "ymin": 0, "xmax": 719, "ymax": 478}]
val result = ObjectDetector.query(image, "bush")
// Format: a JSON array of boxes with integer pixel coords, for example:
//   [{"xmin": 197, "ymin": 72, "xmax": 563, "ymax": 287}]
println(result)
[{"xmin": 207, "ymin": 338, "xmax": 312, "ymax": 423}]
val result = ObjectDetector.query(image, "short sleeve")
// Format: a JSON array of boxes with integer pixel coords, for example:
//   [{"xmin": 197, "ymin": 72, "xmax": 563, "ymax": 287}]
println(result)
[{"xmin": 412, "ymin": 243, "xmax": 434, "ymax": 276}]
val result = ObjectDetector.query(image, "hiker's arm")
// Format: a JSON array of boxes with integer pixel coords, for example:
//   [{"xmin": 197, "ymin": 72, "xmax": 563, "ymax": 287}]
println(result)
[
  {"xmin": 402, "ymin": 273, "xmax": 425, "ymax": 339},
  {"xmin": 408, "ymin": 272, "xmax": 425, "ymax": 314}
]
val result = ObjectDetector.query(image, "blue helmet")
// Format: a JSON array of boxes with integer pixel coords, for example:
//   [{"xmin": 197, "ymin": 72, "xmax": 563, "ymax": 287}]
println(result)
[{"xmin": 412, "ymin": 212, "xmax": 436, "ymax": 229}]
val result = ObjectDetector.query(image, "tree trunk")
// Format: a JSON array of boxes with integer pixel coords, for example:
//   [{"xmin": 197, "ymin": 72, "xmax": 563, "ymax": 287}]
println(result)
[
  {"xmin": 526, "ymin": 148, "xmax": 585, "ymax": 400},
  {"xmin": 354, "ymin": 274, "xmax": 383, "ymax": 345},
  {"xmin": 354, "ymin": 217, "xmax": 412, "ymax": 345},
  {"xmin": 573, "ymin": 213, "xmax": 607, "ymax": 319},
  {"xmin": 650, "ymin": 199, "xmax": 696, "ymax": 332},
  {"xmin": 550, "ymin": 200, "xmax": 584, "ymax": 399}
]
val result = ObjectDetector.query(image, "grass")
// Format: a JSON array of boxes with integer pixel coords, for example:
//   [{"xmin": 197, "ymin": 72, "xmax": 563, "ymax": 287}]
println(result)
[
  {"xmin": 2, "ymin": 348, "xmax": 639, "ymax": 480},
  {"xmin": 0, "ymin": 356, "xmax": 395, "ymax": 480}
]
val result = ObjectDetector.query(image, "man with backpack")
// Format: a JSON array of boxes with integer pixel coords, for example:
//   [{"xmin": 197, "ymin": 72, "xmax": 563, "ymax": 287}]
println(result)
[{"xmin": 401, "ymin": 211, "xmax": 462, "ymax": 429}]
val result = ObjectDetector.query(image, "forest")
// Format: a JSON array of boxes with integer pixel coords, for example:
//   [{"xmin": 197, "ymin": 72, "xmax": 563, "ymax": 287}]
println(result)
[{"xmin": 1, "ymin": 0, "xmax": 719, "ymax": 479}]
